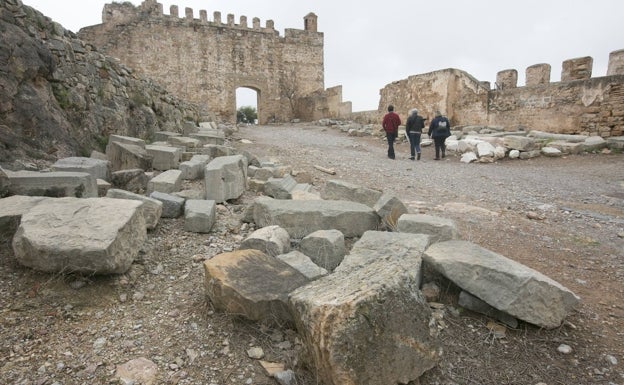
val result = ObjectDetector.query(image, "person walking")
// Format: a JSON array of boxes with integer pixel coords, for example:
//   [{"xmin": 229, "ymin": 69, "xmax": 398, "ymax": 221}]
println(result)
[
  {"xmin": 382, "ymin": 105, "xmax": 401, "ymax": 159},
  {"xmin": 405, "ymin": 108, "xmax": 425, "ymax": 160},
  {"xmin": 428, "ymin": 110, "xmax": 451, "ymax": 160}
]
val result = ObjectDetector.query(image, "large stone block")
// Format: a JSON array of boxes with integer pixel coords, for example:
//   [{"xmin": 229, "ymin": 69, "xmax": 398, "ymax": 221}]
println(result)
[
  {"xmin": 289, "ymin": 257, "xmax": 440, "ymax": 385},
  {"xmin": 147, "ymin": 170, "xmax": 182, "ymax": 194},
  {"xmin": 106, "ymin": 141, "xmax": 153, "ymax": 172},
  {"xmin": 184, "ymin": 199, "xmax": 216, "ymax": 233},
  {"xmin": 145, "ymin": 145, "xmax": 182, "ymax": 171},
  {"xmin": 397, "ymin": 213, "xmax": 460, "ymax": 244},
  {"xmin": 0, "ymin": 196, "xmax": 48, "ymax": 239},
  {"xmin": 12, "ymin": 197, "xmax": 146, "ymax": 274},
  {"xmin": 52, "ymin": 157, "xmax": 110, "ymax": 181},
  {"xmin": 106, "ymin": 188, "xmax": 163, "ymax": 230},
  {"xmin": 110, "ymin": 169, "xmax": 148, "ymax": 194},
  {"xmin": 203, "ymin": 249, "xmax": 309, "ymax": 326},
  {"xmin": 424, "ymin": 240, "xmax": 580, "ymax": 329},
  {"xmin": 6, "ymin": 170, "xmax": 98, "ymax": 198},
  {"xmin": 204, "ymin": 155, "xmax": 247, "ymax": 203},
  {"xmin": 299, "ymin": 229, "xmax": 345, "ymax": 272},
  {"xmin": 322, "ymin": 179, "xmax": 382, "ymax": 207},
  {"xmin": 250, "ymin": 196, "xmax": 379, "ymax": 238},
  {"xmin": 240, "ymin": 225, "xmax": 291, "ymax": 256}
]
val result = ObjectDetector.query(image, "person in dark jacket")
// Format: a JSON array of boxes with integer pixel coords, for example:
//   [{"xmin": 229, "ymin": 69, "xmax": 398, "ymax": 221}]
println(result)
[
  {"xmin": 405, "ymin": 108, "xmax": 425, "ymax": 160},
  {"xmin": 428, "ymin": 110, "xmax": 451, "ymax": 160},
  {"xmin": 382, "ymin": 105, "xmax": 401, "ymax": 159}
]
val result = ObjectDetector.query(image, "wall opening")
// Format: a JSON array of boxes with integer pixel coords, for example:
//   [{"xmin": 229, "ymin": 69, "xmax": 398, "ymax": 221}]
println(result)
[{"xmin": 236, "ymin": 87, "xmax": 259, "ymax": 124}]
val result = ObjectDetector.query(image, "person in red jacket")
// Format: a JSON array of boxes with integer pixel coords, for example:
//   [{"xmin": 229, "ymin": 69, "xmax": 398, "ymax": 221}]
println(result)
[{"xmin": 382, "ymin": 105, "xmax": 401, "ymax": 159}]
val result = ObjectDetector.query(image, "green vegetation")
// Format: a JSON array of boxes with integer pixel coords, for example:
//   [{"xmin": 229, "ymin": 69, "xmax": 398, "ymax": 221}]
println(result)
[
  {"xmin": 52, "ymin": 85, "xmax": 71, "ymax": 110},
  {"xmin": 237, "ymin": 106, "xmax": 257, "ymax": 124}
]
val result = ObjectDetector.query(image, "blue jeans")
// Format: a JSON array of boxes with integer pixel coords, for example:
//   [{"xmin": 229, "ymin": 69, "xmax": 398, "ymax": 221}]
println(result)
[
  {"xmin": 408, "ymin": 132, "xmax": 421, "ymax": 158},
  {"xmin": 386, "ymin": 132, "xmax": 397, "ymax": 159}
]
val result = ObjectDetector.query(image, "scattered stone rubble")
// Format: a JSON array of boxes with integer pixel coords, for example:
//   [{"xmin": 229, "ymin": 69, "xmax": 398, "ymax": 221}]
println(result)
[
  {"xmin": 316, "ymin": 119, "xmax": 624, "ymax": 163},
  {"xmin": 0, "ymin": 123, "xmax": 581, "ymax": 384}
]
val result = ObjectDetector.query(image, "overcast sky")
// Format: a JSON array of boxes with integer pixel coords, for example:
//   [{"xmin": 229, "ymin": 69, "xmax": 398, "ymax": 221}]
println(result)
[{"xmin": 22, "ymin": 0, "xmax": 624, "ymax": 112}]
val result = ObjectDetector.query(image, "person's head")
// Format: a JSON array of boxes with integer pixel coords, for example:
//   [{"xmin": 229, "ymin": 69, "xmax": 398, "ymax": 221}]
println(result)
[
  {"xmin": 409, "ymin": 108, "xmax": 418, "ymax": 116},
  {"xmin": 387, "ymin": 105, "xmax": 394, "ymax": 112},
  {"xmin": 435, "ymin": 110, "xmax": 442, "ymax": 117}
]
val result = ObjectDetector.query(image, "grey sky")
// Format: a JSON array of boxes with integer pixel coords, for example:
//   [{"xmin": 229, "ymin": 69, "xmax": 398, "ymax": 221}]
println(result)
[{"xmin": 22, "ymin": 0, "xmax": 624, "ymax": 112}]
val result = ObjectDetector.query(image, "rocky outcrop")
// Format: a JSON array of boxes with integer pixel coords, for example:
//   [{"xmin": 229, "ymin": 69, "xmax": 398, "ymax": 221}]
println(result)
[{"xmin": 0, "ymin": 0, "xmax": 200, "ymax": 167}]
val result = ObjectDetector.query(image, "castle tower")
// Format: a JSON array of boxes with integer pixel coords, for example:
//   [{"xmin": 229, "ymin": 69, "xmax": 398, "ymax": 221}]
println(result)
[
  {"xmin": 304, "ymin": 12, "xmax": 317, "ymax": 32},
  {"xmin": 607, "ymin": 49, "xmax": 624, "ymax": 76},
  {"xmin": 561, "ymin": 56, "xmax": 592, "ymax": 81}
]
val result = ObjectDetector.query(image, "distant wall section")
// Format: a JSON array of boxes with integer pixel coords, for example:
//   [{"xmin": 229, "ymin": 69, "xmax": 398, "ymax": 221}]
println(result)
[{"xmin": 374, "ymin": 50, "xmax": 624, "ymax": 137}]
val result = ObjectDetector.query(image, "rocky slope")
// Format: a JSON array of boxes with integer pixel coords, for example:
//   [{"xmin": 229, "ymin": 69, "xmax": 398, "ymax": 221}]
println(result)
[{"xmin": 0, "ymin": 0, "xmax": 201, "ymax": 167}]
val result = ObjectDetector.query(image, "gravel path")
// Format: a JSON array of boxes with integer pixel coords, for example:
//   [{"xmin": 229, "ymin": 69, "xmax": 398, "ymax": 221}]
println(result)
[{"xmin": 0, "ymin": 123, "xmax": 622, "ymax": 385}]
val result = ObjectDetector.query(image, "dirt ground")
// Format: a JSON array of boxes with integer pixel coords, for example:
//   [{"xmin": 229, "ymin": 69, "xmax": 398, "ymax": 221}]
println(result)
[{"xmin": 1, "ymin": 123, "xmax": 623, "ymax": 385}]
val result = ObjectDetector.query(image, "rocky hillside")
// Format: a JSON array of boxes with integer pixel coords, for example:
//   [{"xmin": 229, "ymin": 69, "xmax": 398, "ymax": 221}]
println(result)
[{"xmin": 0, "ymin": 0, "xmax": 203, "ymax": 168}]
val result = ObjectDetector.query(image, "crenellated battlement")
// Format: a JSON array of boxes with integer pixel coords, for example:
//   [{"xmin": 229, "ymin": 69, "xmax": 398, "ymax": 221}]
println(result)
[
  {"xmin": 495, "ymin": 50, "xmax": 624, "ymax": 90},
  {"xmin": 80, "ymin": 0, "xmax": 325, "ymax": 124},
  {"xmin": 100, "ymin": 0, "xmax": 311, "ymax": 35}
]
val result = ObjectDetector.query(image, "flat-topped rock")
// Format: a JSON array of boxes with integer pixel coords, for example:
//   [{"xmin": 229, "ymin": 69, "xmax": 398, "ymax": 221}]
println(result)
[
  {"xmin": 424, "ymin": 240, "xmax": 580, "ymax": 329},
  {"xmin": 52, "ymin": 157, "xmax": 110, "ymax": 181},
  {"xmin": 6, "ymin": 170, "xmax": 98, "ymax": 198},
  {"xmin": 12, "ymin": 197, "xmax": 147, "ymax": 274},
  {"xmin": 250, "ymin": 196, "xmax": 379, "ymax": 238}
]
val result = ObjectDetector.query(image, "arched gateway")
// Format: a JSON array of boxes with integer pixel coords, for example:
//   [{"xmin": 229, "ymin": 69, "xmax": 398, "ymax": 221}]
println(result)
[{"xmin": 79, "ymin": 1, "xmax": 329, "ymax": 124}]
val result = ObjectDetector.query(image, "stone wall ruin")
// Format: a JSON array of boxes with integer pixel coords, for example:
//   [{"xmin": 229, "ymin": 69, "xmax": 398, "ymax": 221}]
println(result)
[
  {"xmin": 78, "ymin": 0, "xmax": 351, "ymax": 124},
  {"xmin": 374, "ymin": 50, "xmax": 624, "ymax": 138}
]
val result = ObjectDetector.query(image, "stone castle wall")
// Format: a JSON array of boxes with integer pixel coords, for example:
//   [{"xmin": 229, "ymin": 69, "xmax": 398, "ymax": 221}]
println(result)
[
  {"xmin": 78, "ymin": 0, "xmax": 342, "ymax": 124},
  {"xmin": 375, "ymin": 51, "xmax": 624, "ymax": 137}
]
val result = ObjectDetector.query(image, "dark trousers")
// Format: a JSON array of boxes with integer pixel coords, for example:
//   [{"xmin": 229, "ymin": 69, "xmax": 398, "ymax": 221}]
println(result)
[
  {"xmin": 408, "ymin": 132, "xmax": 422, "ymax": 158},
  {"xmin": 386, "ymin": 132, "xmax": 397, "ymax": 159},
  {"xmin": 433, "ymin": 137, "xmax": 446, "ymax": 159}
]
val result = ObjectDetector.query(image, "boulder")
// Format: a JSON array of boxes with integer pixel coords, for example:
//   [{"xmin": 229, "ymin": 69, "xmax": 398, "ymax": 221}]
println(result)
[
  {"xmin": 289, "ymin": 257, "xmax": 440, "ymax": 385},
  {"xmin": 424, "ymin": 240, "xmax": 580, "ymax": 329},
  {"xmin": 277, "ymin": 250, "xmax": 328, "ymax": 280},
  {"xmin": 373, "ymin": 193, "xmax": 408, "ymax": 231},
  {"xmin": 6, "ymin": 170, "xmax": 98, "ymax": 198},
  {"xmin": 250, "ymin": 197, "xmax": 379, "ymax": 238},
  {"xmin": 106, "ymin": 141, "xmax": 153, "ymax": 172},
  {"xmin": 0, "ymin": 195, "xmax": 48, "ymax": 239},
  {"xmin": 52, "ymin": 157, "xmax": 110, "ymax": 181},
  {"xmin": 145, "ymin": 145, "xmax": 182, "ymax": 171},
  {"xmin": 149, "ymin": 191, "xmax": 185, "ymax": 218},
  {"xmin": 106, "ymin": 188, "xmax": 163, "ymax": 230},
  {"xmin": 240, "ymin": 225, "xmax": 291, "ymax": 256},
  {"xmin": 322, "ymin": 179, "xmax": 382, "ymax": 207},
  {"xmin": 12, "ymin": 197, "xmax": 146, "ymax": 274},
  {"xmin": 110, "ymin": 169, "xmax": 148, "ymax": 193},
  {"xmin": 184, "ymin": 199, "xmax": 216, "ymax": 233},
  {"xmin": 204, "ymin": 155, "xmax": 247, "ymax": 203},
  {"xmin": 397, "ymin": 213, "xmax": 460, "ymax": 244},
  {"xmin": 203, "ymin": 249, "xmax": 309, "ymax": 326},
  {"xmin": 299, "ymin": 229, "xmax": 346, "ymax": 272},
  {"xmin": 147, "ymin": 169, "xmax": 182, "ymax": 194}
]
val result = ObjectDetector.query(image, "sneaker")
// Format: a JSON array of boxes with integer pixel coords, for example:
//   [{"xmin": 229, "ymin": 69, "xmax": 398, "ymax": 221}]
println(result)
[{"xmin": 409, "ymin": 157, "xmax": 415, "ymax": 160}]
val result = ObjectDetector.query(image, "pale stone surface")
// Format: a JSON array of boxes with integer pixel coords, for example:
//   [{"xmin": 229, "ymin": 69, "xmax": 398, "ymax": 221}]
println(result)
[
  {"xmin": 299, "ymin": 229, "xmax": 345, "ymax": 272},
  {"xmin": 277, "ymin": 250, "xmax": 328, "ymax": 279},
  {"xmin": 264, "ymin": 175, "xmax": 298, "ymax": 199},
  {"xmin": 397, "ymin": 213, "xmax": 460, "ymax": 244},
  {"xmin": 0, "ymin": 195, "xmax": 48, "ymax": 239},
  {"xmin": 322, "ymin": 179, "xmax": 382, "ymax": 207},
  {"xmin": 503, "ymin": 135, "xmax": 537, "ymax": 152},
  {"xmin": 184, "ymin": 199, "xmax": 216, "ymax": 233},
  {"xmin": 145, "ymin": 144, "xmax": 182, "ymax": 171},
  {"xmin": 583, "ymin": 136, "xmax": 607, "ymax": 151},
  {"xmin": 424, "ymin": 240, "xmax": 580, "ymax": 329},
  {"xmin": 461, "ymin": 152, "xmax": 478, "ymax": 163},
  {"xmin": 115, "ymin": 357, "xmax": 158, "ymax": 385},
  {"xmin": 547, "ymin": 140, "xmax": 584, "ymax": 154},
  {"xmin": 6, "ymin": 170, "xmax": 98, "ymax": 198},
  {"xmin": 289, "ymin": 256, "xmax": 440, "ymax": 385},
  {"xmin": 541, "ymin": 146, "xmax": 563, "ymax": 157},
  {"xmin": 204, "ymin": 155, "xmax": 247, "ymax": 203},
  {"xmin": 336, "ymin": 230, "xmax": 430, "ymax": 273},
  {"xmin": 476, "ymin": 141, "xmax": 496, "ymax": 158},
  {"xmin": 179, "ymin": 154, "xmax": 211, "ymax": 180},
  {"xmin": 149, "ymin": 191, "xmax": 185, "ymax": 218},
  {"xmin": 106, "ymin": 188, "xmax": 163, "ymax": 230},
  {"xmin": 251, "ymin": 197, "xmax": 379, "ymax": 238},
  {"xmin": 106, "ymin": 141, "xmax": 153, "ymax": 172},
  {"xmin": 168, "ymin": 136, "xmax": 201, "ymax": 151},
  {"xmin": 203, "ymin": 249, "xmax": 309, "ymax": 326},
  {"xmin": 147, "ymin": 169, "xmax": 182, "ymax": 194},
  {"xmin": 52, "ymin": 157, "xmax": 110, "ymax": 181},
  {"xmin": 240, "ymin": 225, "xmax": 291, "ymax": 256},
  {"xmin": 12, "ymin": 197, "xmax": 146, "ymax": 274}
]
